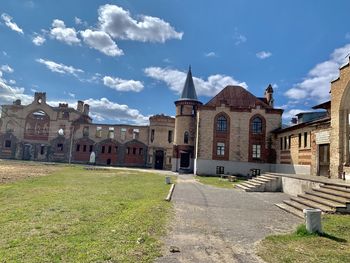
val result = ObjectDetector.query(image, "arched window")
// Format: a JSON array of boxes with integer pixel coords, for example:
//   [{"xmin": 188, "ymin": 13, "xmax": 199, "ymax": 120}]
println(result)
[
  {"xmin": 217, "ymin": 116, "xmax": 227, "ymax": 131},
  {"xmin": 252, "ymin": 117, "xmax": 263, "ymax": 134},
  {"xmin": 184, "ymin": 131, "xmax": 189, "ymax": 144}
]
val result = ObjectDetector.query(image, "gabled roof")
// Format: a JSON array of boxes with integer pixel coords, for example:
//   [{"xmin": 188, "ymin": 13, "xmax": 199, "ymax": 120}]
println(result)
[
  {"xmin": 179, "ymin": 66, "xmax": 198, "ymax": 101},
  {"xmin": 205, "ymin": 85, "xmax": 272, "ymax": 108}
]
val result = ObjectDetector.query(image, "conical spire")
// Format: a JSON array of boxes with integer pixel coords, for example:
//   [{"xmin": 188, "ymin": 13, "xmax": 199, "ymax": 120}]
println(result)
[{"xmin": 180, "ymin": 66, "xmax": 198, "ymax": 101}]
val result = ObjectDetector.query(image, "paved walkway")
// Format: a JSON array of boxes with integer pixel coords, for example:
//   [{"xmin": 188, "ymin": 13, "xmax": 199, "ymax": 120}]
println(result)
[{"xmin": 156, "ymin": 174, "xmax": 302, "ymax": 263}]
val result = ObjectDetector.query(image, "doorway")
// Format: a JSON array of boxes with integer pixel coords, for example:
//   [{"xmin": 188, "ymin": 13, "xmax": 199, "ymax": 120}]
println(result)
[
  {"xmin": 155, "ymin": 150, "xmax": 164, "ymax": 170},
  {"xmin": 318, "ymin": 144, "xmax": 330, "ymax": 177},
  {"xmin": 180, "ymin": 152, "xmax": 190, "ymax": 168},
  {"xmin": 23, "ymin": 144, "xmax": 32, "ymax": 160}
]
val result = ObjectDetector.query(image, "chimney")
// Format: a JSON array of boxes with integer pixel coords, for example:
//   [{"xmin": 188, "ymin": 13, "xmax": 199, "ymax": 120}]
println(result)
[
  {"xmin": 77, "ymin": 100, "xmax": 84, "ymax": 112},
  {"xmin": 264, "ymin": 84, "xmax": 274, "ymax": 107},
  {"xmin": 83, "ymin": 104, "xmax": 90, "ymax": 115}
]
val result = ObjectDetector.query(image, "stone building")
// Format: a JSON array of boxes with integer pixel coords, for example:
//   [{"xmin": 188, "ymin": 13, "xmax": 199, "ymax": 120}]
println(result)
[{"xmin": 0, "ymin": 92, "xmax": 174, "ymax": 169}]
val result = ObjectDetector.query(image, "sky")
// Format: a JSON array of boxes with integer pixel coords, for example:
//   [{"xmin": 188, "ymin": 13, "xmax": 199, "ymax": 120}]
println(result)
[{"xmin": 1, "ymin": 0, "xmax": 350, "ymax": 125}]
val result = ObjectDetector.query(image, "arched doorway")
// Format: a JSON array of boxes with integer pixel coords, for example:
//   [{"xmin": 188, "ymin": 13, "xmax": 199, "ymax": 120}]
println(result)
[{"xmin": 155, "ymin": 150, "xmax": 164, "ymax": 170}]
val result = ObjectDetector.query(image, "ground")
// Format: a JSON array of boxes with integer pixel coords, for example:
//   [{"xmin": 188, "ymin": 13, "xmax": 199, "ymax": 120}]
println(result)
[
  {"xmin": 0, "ymin": 160, "xmax": 172, "ymax": 263},
  {"xmin": 156, "ymin": 174, "xmax": 301, "ymax": 263},
  {"xmin": 195, "ymin": 175, "xmax": 244, "ymax": 188}
]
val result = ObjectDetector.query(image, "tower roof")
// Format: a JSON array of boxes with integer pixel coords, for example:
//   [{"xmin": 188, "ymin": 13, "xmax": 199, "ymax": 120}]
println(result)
[{"xmin": 179, "ymin": 66, "xmax": 198, "ymax": 101}]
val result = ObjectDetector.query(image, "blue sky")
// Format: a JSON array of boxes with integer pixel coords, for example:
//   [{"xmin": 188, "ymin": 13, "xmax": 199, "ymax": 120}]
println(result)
[{"xmin": 1, "ymin": 0, "xmax": 350, "ymax": 124}]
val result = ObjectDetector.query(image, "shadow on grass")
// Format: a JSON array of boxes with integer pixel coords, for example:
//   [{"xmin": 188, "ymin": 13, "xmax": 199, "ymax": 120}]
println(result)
[{"xmin": 296, "ymin": 224, "xmax": 347, "ymax": 243}]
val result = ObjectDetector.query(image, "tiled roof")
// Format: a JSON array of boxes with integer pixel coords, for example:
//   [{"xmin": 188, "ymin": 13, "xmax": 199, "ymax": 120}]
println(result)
[
  {"xmin": 179, "ymin": 66, "xmax": 198, "ymax": 101},
  {"xmin": 205, "ymin": 85, "xmax": 271, "ymax": 108}
]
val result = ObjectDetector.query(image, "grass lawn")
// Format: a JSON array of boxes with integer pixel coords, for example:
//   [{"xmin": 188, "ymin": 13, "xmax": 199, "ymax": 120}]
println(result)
[
  {"xmin": 0, "ymin": 166, "xmax": 173, "ymax": 262},
  {"xmin": 195, "ymin": 175, "xmax": 244, "ymax": 188},
  {"xmin": 258, "ymin": 214, "xmax": 350, "ymax": 263}
]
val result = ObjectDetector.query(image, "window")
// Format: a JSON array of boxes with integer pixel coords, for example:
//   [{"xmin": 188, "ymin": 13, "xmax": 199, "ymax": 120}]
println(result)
[
  {"xmin": 252, "ymin": 117, "xmax": 263, "ymax": 134},
  {"xmin": 151, "ymin": 129, "xmax": 155, "ymax": 143},
  {"xmin": 83, "ymin": 145, "xmax": 87, "ymax": 152},
  {"xmin": 184, "ymin": 131, "xmax": 189, "ymax": 144},
  {"xmin": 298, "ymin": 133, "xmax": 302, "ymax": 148},
  {"xmin": 180, "ymin": 105, "xmax": 184, "ymax": 115},
  {"xmin": 139, "ymin": 148, "xmax": 143, "ymax": 155},
  {"xmin": 168, "ymin": 157, "xmax": 172, "ymax": 164},
  {"xmin": 96, "ymin": 127, "xmax": 102, "ymax": 138},
  {"xmin": 216, "ymin": 166, "xmax": 224, "ymax": 175},
  {"xmin": 102, "ymin": 146, "xmax": 105, "ymax": 154},
  {"xmin": 108, "ymin": 146, "xmax": 112, "ymax": 153},
  {"xmin": 83, "ymin": 126, "xmax": 89, "ymax": 137},
  {"xmin": 304, "ymin": 132, "xmax": 308, "ymax": 148},
  {"xmin": 62, "ymin": 111, "xmax": 69, "ymax": 119},
  {"xmin": 108, "ymin": 127, "xmax": 114, "ymax": 139},
  {"xmin": 168, "ymin": 130, "xmax": 173, "ymax": 143},
  {"xmin": 40, "ymin": 146, "xmax": 45, "ymax": 155},
  {"xmin": 217, "ymin": 116, "xmax": 227, "ymax": 131},
  {"xmin": 5, "ymin": 140, "xmax": 11, "ymax": 148},
  {"xmin": 192, "ymin": 106, "xmax": 196, "ymax": 116},
  {"xmin": 252, "ymin": 145, "xmax": 261, "ymax": 159},
  {"xmin": 121, "ymin": 128, "xmax": 126, "ymax": 140},
  {"xmin": 76, "ymin": 144, "xmax": 80, "ymax": 152},
  {"xmin": 89, "ymin": 145, "xmax": 93, "ymax": 152},
  {"xmin": 288, "ymin": 135, "xmax": 292, "ymax": 149},
  {"xmin": 216, "ymin": 142, "xmax": 225, "ymax": 156},
  {"xmin": 284, "ymin": 137, "xmax": 287, "ymax": 150},
  {"xmin": 126, "ymin": 147, "xmax": 130, "ymax": 154},
  {"xmin": 280, "ymin": 137, "xmax": 283, "ymax": 150},
  {"xmin": 133, "ymin": 129, "xmax": 139, "ymax": 140},
  {"xmin": 57, "ymin": 143, "xmax": 63, "ymax": 151},
  {"xmin": 133, "ymin": 148, "xmax": 136, "ymax": 154}
]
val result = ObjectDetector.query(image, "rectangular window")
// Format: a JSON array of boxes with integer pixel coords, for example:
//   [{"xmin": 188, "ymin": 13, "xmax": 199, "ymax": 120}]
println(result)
[
  {"xmin": 57, "ymin": 143, "xmax": 63, "ymax": 151},
  {"xmin": 216, "ymin": 166, "xmax": 224, "ymax": 175},
  {"xmin": 4, "ymin": 140, "xmax": 11, "ymax": 148},
  {"xmin": 133, "ymin": 147, "xmax": 136, "ymax": 154},
  {"xmin": 109, "ymin": 127, "xmax": 114, "ymax": 139},
  {"xmin": 96, "ymin": 127, "xmax": 102, "ymax": 138},
  {"xmin": 83, "ymin": 126, "xmax": 89, "ymax": 137},
  {"xmin": 288, "ymin": 135, "xmax": 292, "ymax": 149},
  {"xmin": 280, "ymin": 137, "xmax": 283, "ymax": 150},
  {"xmin": 89, "ymin": 145, "xmax": 93, "ymax": 152},
  {"xmin": 108, "ymin": 146, "xmax": 112, "ymax": 153},
  {"xmin": 304, "ymin": 132, "xmax": 308, "ymax": 148},
  {"xmin": 139, "ymin": 148, "xmax": 143, "ymax": 155},
  {"xmin": 168, "ymin": 157, "xmax": 172, "ymax": 164},
  {"xmin": 40, "ymin": 145, "xmax": 45, "ymax": 155},
  {"xmin": 284, "ymin": 137, "xmax": 287, "ymax": 150},
  {"xmin": 83, "ymin": 145, "xmax": 87, "ymax": 152},
  {"xmin": 126, "ymin": 147, "xmax": 130, "ymax": 154},
  {"xmin": 252, "ymin": 144, "xmax": 261, "ymax": 159},
  {"xmin": 216, "ymin": 142, "xmax": 225, "ymax": 156},
  {"xmin": 168, "ymin": 130, "xmax": 173, "ymax": 143},
  {"xmin": 298, "ymin": 133, "xmax": 302, "ymax": 148},
  {"xmin": 151, "ymin": 129, "xmax": 155, "ymax": 142},
  {"xmin": 76, "ymin": 144, "xmax": 80, "ymax": 152},
  {"xmin": 133, "ymin": 129, "xmax": 139, "ymax": 140},
  {"xmin": 102, "ymin": 146, "xmax": 105, "ymax": 154},
  {"xmin": 121, "ymin": 128, "xmax": 126, "ymax": 140}
]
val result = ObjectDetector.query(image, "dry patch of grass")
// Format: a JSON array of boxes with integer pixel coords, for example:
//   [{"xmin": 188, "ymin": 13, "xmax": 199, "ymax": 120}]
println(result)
[
  {"xmin": 0, "ymin": 160, "xmax": 62, "ymax": 184},
  {"xmin": 196, "ymin": 175, "xmax": 244, "ymax": 189},
  {"xmin": 257, "ymin": 214, "xmax": 350, "ymax": 263}
]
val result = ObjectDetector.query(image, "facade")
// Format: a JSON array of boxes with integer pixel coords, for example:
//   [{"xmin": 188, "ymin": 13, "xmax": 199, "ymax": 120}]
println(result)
[
  {"xmin": 0, "ymin": 92, "xmax": 174, "ymax": 169},
  {"xmin": 1, "ymin": 62, "xmax": 349, "ymax": 179}
]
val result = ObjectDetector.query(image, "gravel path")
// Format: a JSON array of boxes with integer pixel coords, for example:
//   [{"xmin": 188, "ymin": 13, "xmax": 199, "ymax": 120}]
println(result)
[{"xmin": 156, "ymin": 174, "xmax": 302, "ymax": 263}]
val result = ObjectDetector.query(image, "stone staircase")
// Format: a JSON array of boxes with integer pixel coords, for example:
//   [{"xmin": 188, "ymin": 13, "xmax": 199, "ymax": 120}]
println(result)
[
  {"xmin": 235, "ymin": 173, "xmax": 281, "ymax": 192},
  {"xmin": 276, "ymin": 183, "xmax": 350, "ymax": 218}
]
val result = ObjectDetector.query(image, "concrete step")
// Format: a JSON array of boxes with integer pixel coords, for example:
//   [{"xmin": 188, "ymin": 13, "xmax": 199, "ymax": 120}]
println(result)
[
  {"xmin": 275, "ymin": 203, "xmax": 304, "ymax": 218},
  {"xmin": 297, "ymin": 193, "xmax": 347, "ymax": 209},
  {"xmin": 261, "ymin": 173, "xmax": 279, "ymax": 179},
  {"xmin": 321, "ymin": 184, "xmax": 350, "ymax": 194},
  {"xmin": 290, "ymin": 196, "xmax": 335, "ymax": 213},
  {"xmin": 306, "ymin": 190, "xmax": 350, "ymax": 204},
  {"xmin": 237, "ymin": 182, "xmax": 257, "ymax": 190},
  {"xmin": 235, "ymin": 184, "xmax": 252, "ymax": 192},
  {"xmin": 283, "ymin": 199, "xmax": 310, "ymax": 212},
  {"xmin": 251, "ymin": 177, "xmax": 271, "ymax": 184},
  {"xmin": 315, "ymin": 186, "xmax": 350, "ymax": 199},
  {"xmin": 242, "ymin": 181, "xmax": 262, "ymax": 187},
  {"xmin": 258, "ymin": 175, "xmax": 277, "ymax": 181}
]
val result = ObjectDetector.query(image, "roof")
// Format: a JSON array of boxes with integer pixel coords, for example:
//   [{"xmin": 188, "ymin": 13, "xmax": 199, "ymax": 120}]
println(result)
[
  {"xmin": 312, "ymin": 100, "xmax": 331, "ymax": 110},
  {"xmin": 273, "ymin": 116, "xmax": 331, "ymax": 134},
  {"xmin": 205, "ymin": 85, "xmax": 272, "ymax": 108},
  {"xmin": 179, "ymin": 66, "xmax": 198, "ymax": 101},
  {"xmin": 265, "ymin": 84, "xmax": 274, "ymax": 93}
]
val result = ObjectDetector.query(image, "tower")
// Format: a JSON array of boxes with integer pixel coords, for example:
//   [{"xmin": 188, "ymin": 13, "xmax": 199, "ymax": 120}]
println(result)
[
  {"xmin": 172, "ymin": 66, "xmax": 202, "ymax": 172},
  {"xmin": 264, "ymin": 84, "xmax": 274, "ymax": 107}
]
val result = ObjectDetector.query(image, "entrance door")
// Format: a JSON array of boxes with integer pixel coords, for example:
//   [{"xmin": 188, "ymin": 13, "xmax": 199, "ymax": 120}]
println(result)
[
  {"xmin": 318, "ymin": 144, "xmax": 330, "ymax": 177},
  {"xmin": 155, "ymin": 150, "xmax": 164, "ymax": 170},
  {"xmin": 23, "ymin": 144, "xmax": 32, "ymax": 160},
  {"xmin": 180, "ymin": 152, "xmax": 190, "ymax": 168}
]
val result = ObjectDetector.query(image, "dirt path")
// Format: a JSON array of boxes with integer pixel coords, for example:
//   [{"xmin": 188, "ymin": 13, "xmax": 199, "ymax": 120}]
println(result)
[{"xmin": 156, "ymin": 174, "xmax": 301, "ymax": 263}]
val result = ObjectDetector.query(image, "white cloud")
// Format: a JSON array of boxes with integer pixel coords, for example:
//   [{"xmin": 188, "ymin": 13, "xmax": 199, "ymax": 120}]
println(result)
[
  {"xmin": 32, "ymin": 34, "xmax": 46, "ymax": 46},
  {"xmin": 50, "ymin": 19, "xmax": 80, "ymax": 45},
  {"xmin": 144, "ymin": 67, "xmax": 248, "ymax": 97},
  {"xmin": 285, "ymin": 43, "xmax": 350, "ymax": 103},
  {"xmin": 1, "ymin": 13, "xmax": 23, "ymax": 34},
  {"xmin": 98, "ymin": 4, "xmax": 183, "ymax": 43},
  {"xmin": 80, "ymin": 29, "xmax": 123, "ymax": 57},
  {"xmin": 205, "ymin": 52, "xmax": 217, "ymax": 58},
  {"xmin": 68, "ymin": 92, "xmax": 75, "ymax": 98},
  {"xmin": 282, "ymin": 109, "xmax": 305, "ymax": 121},
  {"xmin": 103, "ymin": 76, "xmax": 144, "ymax": 92},
  {"xmin": 1, "ymin": 65, "xmax": 14, "ymax": 73},
  {"xmin": 84, "ymin": 97, "xmax": 149, "ymax": 124},
  {"xmin": 36, "ymin": 58, "xmax": 84, "ymax": 76},
  {"xmin": 256, "ymin": 51, "xmax": 272, "ymax": 59},
  {"xmin": 233, "ymin": 29, "xmax": 247, "ymax": 46},
  {"xmin": 0, "ymin": 73, "xmax": 32, "ymax": 105}
]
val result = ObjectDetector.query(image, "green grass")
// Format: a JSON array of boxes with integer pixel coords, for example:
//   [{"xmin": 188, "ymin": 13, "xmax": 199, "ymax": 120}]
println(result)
[
  {"xmin": 258, "ymin": 214, "xmax": 350, "ymax": 263},
  {"xmin": 0, "ymin": 166, "xmax": 173, "ymax": 262},
  {"xmin": 195, "ymin": 175, "xmax": 244, "ymax": 188}
]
